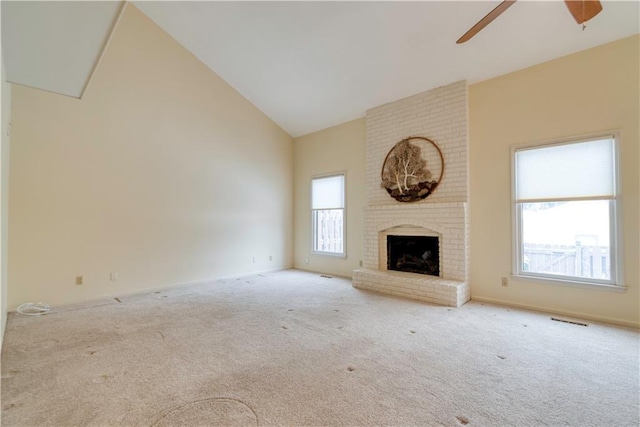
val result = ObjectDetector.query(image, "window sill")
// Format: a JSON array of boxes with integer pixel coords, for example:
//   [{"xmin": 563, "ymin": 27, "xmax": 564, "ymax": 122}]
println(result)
[
  {"xmin": 312, "ymin": 252, "xmax": 347, "ymax": 259},
  {"xmin": 512, "ymin": 274, "xmax": 626, "ymax": 292}
]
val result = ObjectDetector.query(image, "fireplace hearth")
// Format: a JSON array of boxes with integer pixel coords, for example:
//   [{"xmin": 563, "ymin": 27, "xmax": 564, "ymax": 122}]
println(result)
[{"xmin": 387, "ymin": 235, "xmax": 439, "ymax": 276}]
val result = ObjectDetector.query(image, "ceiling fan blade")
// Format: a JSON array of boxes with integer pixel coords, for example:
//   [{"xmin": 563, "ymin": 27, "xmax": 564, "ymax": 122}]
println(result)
[
  {"xmin": 564, "ymin": 0, "xmax": 603, "ymax": 24},
  {"xmin": 456, "ymin": 0, "xmax": 517, "ymax": 44}
]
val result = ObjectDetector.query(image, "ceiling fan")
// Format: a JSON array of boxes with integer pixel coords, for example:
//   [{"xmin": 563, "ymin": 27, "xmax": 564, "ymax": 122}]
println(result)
[{"xmin": 456, "ymin": 0, "xmax": 603, "ymax": 44}]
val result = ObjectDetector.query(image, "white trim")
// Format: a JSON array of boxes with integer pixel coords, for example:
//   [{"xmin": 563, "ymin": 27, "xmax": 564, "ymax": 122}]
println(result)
[
  {"xmin": 611, "ymin": 133, "xmax": 624, "ymax": 288},
  {"xmin": 311, "ymin": 171, "xmax": 347, "ymax": 258},
  {"xmin": 512, "ymin": 271, "xmax": 626, "ymax": 290},
  {"xmin": 516, "ymin": 195, "xmax": 615, "ymax": 204},
  {"xmin": 511, "ymin": 131, "xmax": 618, "ymax": 152},
  {"xmin": 470, "ymin": 296, "xmax": 639, "ymax": 329},
  {"xmin": 311, "ymin": 249, "xmax": 346, "ymax": 258},
  {"xmin": 293, "ymin": 267, "xmax": 352, "ymax": 280},
  {"xmin": 511, "ymin": 131, "xmax": 623, "ymax": 288},
  {"xmin": 9, "ymin": 267, "xmax": 287, "ymax": 313}
]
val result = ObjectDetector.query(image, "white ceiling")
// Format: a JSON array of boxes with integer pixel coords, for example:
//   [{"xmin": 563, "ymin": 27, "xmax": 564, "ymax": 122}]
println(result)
[
  {"xmin": 2, "ymin": 1, "xmax": 639, "ymax": 137},
  {"xmin": 2, "ymin": 1, "xmax": 123, "ymax": 98},
  {"xmin": 133, "ymin": 1, "xmax": 639, "ymax": 136}
]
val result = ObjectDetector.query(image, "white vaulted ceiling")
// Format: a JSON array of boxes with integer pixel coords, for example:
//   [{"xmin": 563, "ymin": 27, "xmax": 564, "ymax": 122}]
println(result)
[{"xmin": 3, "ymin": 1, "xmax": 639, "ymax": 136}]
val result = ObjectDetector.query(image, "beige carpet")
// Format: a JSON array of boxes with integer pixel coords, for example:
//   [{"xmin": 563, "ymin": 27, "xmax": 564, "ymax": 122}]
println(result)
[{"xmin": 1, "ymin": 270, "xmax": 638, "ymax": 426}]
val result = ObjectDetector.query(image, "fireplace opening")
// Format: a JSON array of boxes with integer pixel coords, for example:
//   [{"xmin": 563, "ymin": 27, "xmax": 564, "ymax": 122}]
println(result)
[{"xmin": 387, "ymin": 235, "xmax": 439, "ymax": 276}]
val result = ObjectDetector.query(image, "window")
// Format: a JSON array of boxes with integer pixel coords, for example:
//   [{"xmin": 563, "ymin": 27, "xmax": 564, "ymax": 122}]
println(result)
[
  {"xmin": 513, "ymin": 136, "xmax": 620, "ymax": 287},
  {"xmin": 311, "ymin": 174, "xmax": 345, "ymax": 256}
]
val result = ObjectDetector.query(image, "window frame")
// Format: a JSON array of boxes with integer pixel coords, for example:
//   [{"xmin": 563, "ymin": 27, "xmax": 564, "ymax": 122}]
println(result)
[
  {"xmin": 311, "ymin": 172, "xmax": 346, "ymax": 258},
  {"xmin": 511, "ymin": 132, "xmax": 624, "ymax": 289}
]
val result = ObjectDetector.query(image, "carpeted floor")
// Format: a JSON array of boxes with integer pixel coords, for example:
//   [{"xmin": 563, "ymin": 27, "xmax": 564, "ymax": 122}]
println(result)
[{"xmin": 1, "ymin": 270, "xmax": 638, "ymax": 426}]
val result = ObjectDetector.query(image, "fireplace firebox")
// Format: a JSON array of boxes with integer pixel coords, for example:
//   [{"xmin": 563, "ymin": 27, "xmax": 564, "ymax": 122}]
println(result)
[{"xmin": 387, "ymin": 235, "xmax": 439, "ymax": 276}]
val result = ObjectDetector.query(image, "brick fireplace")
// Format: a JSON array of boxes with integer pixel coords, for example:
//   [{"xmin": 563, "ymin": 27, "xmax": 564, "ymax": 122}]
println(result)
[{"xmin": 352, "ymin": 81, "xmax": 470, "ymax": 307}]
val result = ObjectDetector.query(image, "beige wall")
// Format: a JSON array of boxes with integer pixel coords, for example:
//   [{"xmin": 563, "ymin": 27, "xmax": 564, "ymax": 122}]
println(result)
[
  {"xmin": 293, "ymin": 36, "xmax": 639, "ymax": 327},
  {"xmin": 8, "ymin": 4, "xmax": 293, "ymax": 308},
  {"xmin": 469, "ymin": 35, "xmax": 639, "ymax": 327},
  {"xmin": 1, "ymin": 55, "xmax": 11, "ymax": 344},
  {"xmin": 293, "ymin": 118, "xmax": 365, "ymax": 277}
]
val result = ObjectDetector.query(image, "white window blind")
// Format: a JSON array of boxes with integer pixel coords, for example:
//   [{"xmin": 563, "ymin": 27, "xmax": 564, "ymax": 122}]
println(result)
[
  {"xmin": 312, "ymin": 175, "xmax": 344, "ymax": 209},
  {"xmin": 515, "ymin": 137, "xmax": 615, "ymax": 202}
]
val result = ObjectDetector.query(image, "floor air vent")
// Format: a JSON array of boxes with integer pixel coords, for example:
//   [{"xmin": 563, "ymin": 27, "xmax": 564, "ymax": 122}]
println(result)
[
  {"xmin": 320, "ymin": 275, "xmax": 333, "ymax": 279},
  {"xmin": 551, "ymin": 317, "xmax": 588, "ymax": 327}
]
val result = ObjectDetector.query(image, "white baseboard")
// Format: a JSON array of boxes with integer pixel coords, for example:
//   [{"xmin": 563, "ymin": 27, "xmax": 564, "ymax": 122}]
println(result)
[
  {"xmin": 8, "ymin": 267, "xmax": 288, "ymax": 313},
  {"xmin": 291, "ymin": 266, "xmax": 352, "ymax": 280},
  {"xmin": 471, "ymin": 295, "xmax": 639, "ymax": 329}
]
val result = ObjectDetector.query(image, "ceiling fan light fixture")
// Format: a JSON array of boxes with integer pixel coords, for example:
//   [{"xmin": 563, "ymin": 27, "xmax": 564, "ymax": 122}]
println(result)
[
  {"xmin": 456, "ymin": 0, "xmax": 604, "ymax": 44},
  {"xmin": 564, "ymin": 0, "xmax": 603, "ymax": 25}
]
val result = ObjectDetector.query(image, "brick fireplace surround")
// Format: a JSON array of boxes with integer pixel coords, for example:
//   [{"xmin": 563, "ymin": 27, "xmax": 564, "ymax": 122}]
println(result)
[{"xmin": 352, "ymin": 81, "xmax": 471, "ymax": 307}]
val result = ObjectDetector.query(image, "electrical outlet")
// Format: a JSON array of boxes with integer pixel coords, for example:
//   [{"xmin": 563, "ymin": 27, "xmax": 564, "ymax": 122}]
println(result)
[
  {"xmin": 110, "ymin": 272, "xmax": 118, "ymax": 281},
  {"xmin": 269, "ymin": 255, "xmax": 273, "ymax": 262},
  {"xmin": 252, "ymin": 257, "xmax": 256, "ymax": 263},
  {"xmin": 76, "ymin": 276, "xmax": 83, "ymax": 285},
  {"xmin": 359, "ymin": 260, "xmax": 363, "ymax": 267},
  {"xmin": 305, "ymin": 257, "xmax": 309, "ymax": 264},
  {"xmin": 501, "ymin": 277, "xmax": 509, "ymax": 287}
]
